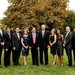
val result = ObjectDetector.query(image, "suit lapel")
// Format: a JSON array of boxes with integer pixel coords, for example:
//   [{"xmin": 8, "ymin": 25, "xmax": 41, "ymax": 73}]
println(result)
[
  {"xmin": 44, "ymin": 31, "xmax": 46, "ymax": 38},
  {"xmin": 15, "ymin": 33, "xmax": 19, "ymax": 40},
  {"xmin": 66, "ymin": 32, "xmax": 70, "ymax": 38}
]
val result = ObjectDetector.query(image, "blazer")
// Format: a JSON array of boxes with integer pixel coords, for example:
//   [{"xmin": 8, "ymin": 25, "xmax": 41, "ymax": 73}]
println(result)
[
  {"xmin": 29, "ymin": 32, "xmax": 39, "ymax": 47},
  {"xmin": 72, "ymin": 32, "xmax": 75, "ymax": 48},
  {"xmin": 4, "ymin": 32, "xmax": 12, "ymax": 49},
  {"xmin": 65, "ymin": 32, "xmax": 73, "ymax": 49},
  {"xmin": 0, "ymin": 30, "xmax": 4, "ymax": 48},
  {"xmin": 39, "ymin": 30, "xmax": 49, "ymax": 48},
  {"xmin": 12, "ymin": 32, "xmax": 22, "ymax": 50}
]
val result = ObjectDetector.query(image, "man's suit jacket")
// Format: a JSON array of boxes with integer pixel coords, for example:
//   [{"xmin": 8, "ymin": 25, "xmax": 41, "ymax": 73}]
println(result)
[
  {"xmin": 29, "ymin": 32, "xmax": 39, "ymax": 47},
  {"xmin": 4, "ymin": 32, "xmax": 12, "ymax": 49},
  {"xmin": 65, "ymin": 32, "xmax": 73, "ymax": 49},
  {"xmin": 12, "ymin": 32, "xmax": 22, "ymax": 50},
  {"xmin": 0, "ymin": 30, "xmax": 4, "ymax": 48},
  {"xmin": 39, "ymin": 30, "xmax": 49, "ymax": 48},
  {"xmin": 72, "ymin": 32, "xmax": 75, "ymax": 48}
]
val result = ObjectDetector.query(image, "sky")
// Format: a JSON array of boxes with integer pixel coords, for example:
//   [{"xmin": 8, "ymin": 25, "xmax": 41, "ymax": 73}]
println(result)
[{"xmin": 0, "ymin": 0, "xmax": 75, "ymax": 19}]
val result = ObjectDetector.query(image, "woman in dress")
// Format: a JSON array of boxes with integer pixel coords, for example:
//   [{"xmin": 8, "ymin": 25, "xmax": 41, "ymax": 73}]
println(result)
[
  {"xmin": 49, "ymin": 29, "xmax": 57, "ymax": 65},
  {"xmin": 21, "ymin": 29, "xmax": 29, "ymax": 65},
  {"xmin": 57, "ymin": 29, "xmax": 64, "ymax": 66}
]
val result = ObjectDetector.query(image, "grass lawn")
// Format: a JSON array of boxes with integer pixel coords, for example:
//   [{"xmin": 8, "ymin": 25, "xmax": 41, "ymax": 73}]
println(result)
[{"xmin": 0, "ymin": 48, "xmax": 75, "ymax": 75}]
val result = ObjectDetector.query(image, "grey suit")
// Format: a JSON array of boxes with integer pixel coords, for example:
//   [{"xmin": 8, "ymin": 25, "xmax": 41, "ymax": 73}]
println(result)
[{"xmin": 64, "ymin": 32, "xmax": 73, "ymax": 66}]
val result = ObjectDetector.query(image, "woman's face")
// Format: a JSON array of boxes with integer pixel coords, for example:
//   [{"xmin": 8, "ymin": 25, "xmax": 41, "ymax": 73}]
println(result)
[
  {"xmin": 57, "ymin": 30, "xmax": 60, "ymax": 34},
  {"xmin": 51, "ymin": 29, "xmax": 55, "ymax": 35},
  {"xmin": 24, "ymin": 31, "xmax": 27, "ymax": 35},
  {"xmin": 74, "ymin": 28, "xmax": 75, "ymax": 32}
]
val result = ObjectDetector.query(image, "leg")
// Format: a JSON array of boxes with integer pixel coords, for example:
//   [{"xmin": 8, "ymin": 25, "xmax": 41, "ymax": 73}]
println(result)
[
  {"xmin": 58, "ymin": 55, "xmax": 63, "ymax": 66},
  {"xmin": 73, "ymin": 48, "xmax": 75, "ymax": 63},
  {"xmin": 4, "ymin": 50, "xmax": 8, "ymax": 67},
  {"xmin": 31, "ymin": 47, "xmax": 35, "ymax": 65},
  {"xmin": 8, "ymin": 48, "xmax": 11, "ymax": 66},
  {"xmin": 40, "ymin": 47, "xmax": 43, "ymax": 64},
  {"xmin": 60, "ymin": 56, "xmax": 63, "ymax": 66},
  {"xmin": 24, "ymin": 56, "xmax": 27, "ymax": 65},
  {"xmin": 66, "ymin": 48, "xmax": 72, "ymax": 66},
  {"xmin": 12, "ymin": 50, "xmax": 17, "ymax": 65},
  {"xmin": 58, "ymin": 56, "xmax": 61, "ymax": 64},
  {"xmin": 0, "ymin": 48, "xmax": 2, "ymax": 65},
  {"xmin": 17, "ymin": 49, "xmax": 21, "ymax": 64},
  {"xmin": 35, "ymin": 48, "xmax": 38, "ymax": 65},
  {"xmin": 44, "ymin": 47, "xmax": 48, "ymax": 65},
  {"xmin": 52, "ymin": 54, "xmax": 56, "ymax": 65}
]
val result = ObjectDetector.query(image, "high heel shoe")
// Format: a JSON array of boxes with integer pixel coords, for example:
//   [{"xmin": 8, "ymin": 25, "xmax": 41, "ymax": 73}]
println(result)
[{"xmin": 52, "ymin": 63, "xmax": 56, "ymax": 65}]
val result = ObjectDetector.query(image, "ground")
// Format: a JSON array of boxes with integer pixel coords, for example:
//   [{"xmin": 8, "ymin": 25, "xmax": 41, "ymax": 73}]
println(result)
[{"xmin": 0, "ymin": 49, "xmax": 75, "ymax": 75}]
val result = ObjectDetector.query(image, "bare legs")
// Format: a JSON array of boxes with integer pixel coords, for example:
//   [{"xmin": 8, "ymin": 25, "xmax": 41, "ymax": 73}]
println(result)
[
  {"xmin": 58, "ymin": 56, "xmax": 63, "ymax": 66},
  {"xmin": 24, "ymin": 56, "xmax": 27, "ymax": 65},
  {"xmin": 52, "ymin": 55, "xmax": 63, "ymax": 66},
  {"xmin": 52, "ymin": 55, "xmax": 56, "ymax": 65}
]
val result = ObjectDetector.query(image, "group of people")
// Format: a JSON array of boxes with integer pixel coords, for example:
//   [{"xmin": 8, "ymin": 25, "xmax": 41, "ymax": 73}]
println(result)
[{"xmin": 0, "ymin": 22, "xmax": 75, "ymax": 67}]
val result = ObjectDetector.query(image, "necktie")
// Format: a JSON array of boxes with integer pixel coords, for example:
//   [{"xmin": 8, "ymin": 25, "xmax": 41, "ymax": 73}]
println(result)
[
  {"xmin": 17, "ymin": 33, "xmax": 20, "ymax": 40},
  {"xmin": 8, "ymin": 33, "xmax": 11, "ymax": 39},
  {"xmin": 42, "ymin": 30, "xmax": 45, "ymax": 38},
  {"xmin": 33, "ymin": 33, "xmax": 36, "ymax": 44},
  {"xmin": 0, "ymin": 29, "xmax": 2, "ymax": 36}
]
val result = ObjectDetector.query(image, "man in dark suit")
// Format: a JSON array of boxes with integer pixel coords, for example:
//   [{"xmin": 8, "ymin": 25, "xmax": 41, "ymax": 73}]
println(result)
[
  {"xmin": 39, "ymin": 24, "xmax": 49, "ymax": 65},
  {"xmin": 0, "ymin": 23, "xmax": 4, "ymax": 66},
  {"xmin": 4, "ymin": 27, "xmax": 12, "ymax": 67},
  {"xmin": 72, "ymin": 28, "xmax": 75, "ymax": 63},
  {"xmin": 29, "ymin": 27, "xmax": 39, "ymax": 65},
  {"xmin": 12, "ymin": 27, "xmax": 22, "ymax": 65},
  {"xmin": 64, "ymin": 26, "xmax": 73, "ymax": 67}
]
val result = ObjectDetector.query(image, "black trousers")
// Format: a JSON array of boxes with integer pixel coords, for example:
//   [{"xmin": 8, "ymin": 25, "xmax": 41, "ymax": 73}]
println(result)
[
  {"xmin": 0, "ymin": 47, "xmax": 2, "ymax": 65},
  {"xmin": 40, "ymin": 46, "xmax": 48, "ymax": 65},
  {"xmin": 73, "ymin": 47, "xmax": 75, "ymax": 62},
  {"xmin": 12, "ymin": 49, "xmax": 21, "ymax": 65},
  {"xmin": 66, "ymin": 47, "xmax": 72, "ymax": 66},
  {"xmin": 31, "ymin": 44, "xmax": 38, "ymax": 65},
  {"xmin": 4, "ymin": 47, "xmax": 11, "ymax": 67}
]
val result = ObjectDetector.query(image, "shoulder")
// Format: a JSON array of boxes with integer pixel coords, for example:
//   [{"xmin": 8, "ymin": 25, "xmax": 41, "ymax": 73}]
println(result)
[
  {"xmin": 12, "ymin": 32, "xmax": 16, "ymax": 36},
  {"xmin": 69, "ymin": 32, "xmax": 73, "ymax": 35}
]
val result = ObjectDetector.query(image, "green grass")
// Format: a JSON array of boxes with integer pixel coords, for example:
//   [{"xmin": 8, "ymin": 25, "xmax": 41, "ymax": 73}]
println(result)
[{"xmin": 0, "ymin": 49, "xmax": 75, "ymax": 75}]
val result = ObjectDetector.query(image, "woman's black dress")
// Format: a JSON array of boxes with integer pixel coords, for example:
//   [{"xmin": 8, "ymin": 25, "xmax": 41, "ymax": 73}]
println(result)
[{"xmin": 49, "ymin": 35, "xmax": 57, "ymax": 55}]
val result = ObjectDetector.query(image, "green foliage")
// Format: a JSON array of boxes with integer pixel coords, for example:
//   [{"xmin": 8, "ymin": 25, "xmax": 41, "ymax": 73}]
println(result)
[
  {"xmin": 3, "ymin": 0, "xmax": 68, "ymax": 29},
  {"xmin": 65, "ymin": 10, "xmax": 75, "ymax": 30}
]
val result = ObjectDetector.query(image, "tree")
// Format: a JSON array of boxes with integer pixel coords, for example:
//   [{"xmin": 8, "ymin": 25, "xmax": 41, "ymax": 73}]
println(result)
[
  {"xmin": 65, "ymin": 10, "xmax": 75, "ymax": 30},
  {"xmin": 2, "ymin": 0, "xmax": 69, "ymax": 30}
]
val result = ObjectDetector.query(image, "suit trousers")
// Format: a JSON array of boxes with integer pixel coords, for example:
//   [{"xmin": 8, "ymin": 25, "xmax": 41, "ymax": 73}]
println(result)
[
  {"xmin": 72, "ymin": 47, "xmax": 75, "ymax": 62},
  {"xmin": 31, "ymin": 44, "xmax": 38, "ymax": 65},
  {"xmin": 12, "ymin": 49, "xmax": 21, "ymax": 65},
  {"xmin": 4, "ymin": 47, "xmax": 11, "ymax": 67},
  {"xmin": 0, "ymin": 47, "xmax": 2, "ymax": 65},
  {"xmin": 40, "ymin": 46, "xmax": 48, "ymax": 65},
  {"xmin": 65, "ymin": 47, "xmax": 72, "ymax": 66}
]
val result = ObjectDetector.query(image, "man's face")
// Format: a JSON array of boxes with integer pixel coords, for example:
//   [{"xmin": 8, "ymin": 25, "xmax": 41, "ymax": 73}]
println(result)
[
  {"xmin": 16, "ymin": 28, "xmax": 20, "ymax": 33},
  {"xmin": 32, "ymin": 28, "xmax": 36, "ymax": 33},
  {"xmin": 66, "ymin": 27, "xmax": 70, "ymax": 32},
  {"xmin": 7, "ymin": 28, "xmax": 10, "ymax": 32},
  {"xmin": 41, "ymin": 25, "xmax": 46, "ymax": 30}
]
